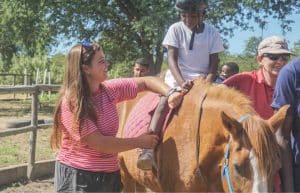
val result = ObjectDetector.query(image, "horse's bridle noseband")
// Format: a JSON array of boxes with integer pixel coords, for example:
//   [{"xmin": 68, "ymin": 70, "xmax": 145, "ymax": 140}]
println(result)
[{"xmin": 222, "ymin": 114, "xmax": 251, "ymax": 193}]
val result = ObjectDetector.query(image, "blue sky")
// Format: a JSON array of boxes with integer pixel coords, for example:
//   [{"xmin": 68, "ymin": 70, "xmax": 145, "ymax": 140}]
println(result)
[{"xmin": 225, "ymin": 13, "xmax": 300, "ymax": 54}]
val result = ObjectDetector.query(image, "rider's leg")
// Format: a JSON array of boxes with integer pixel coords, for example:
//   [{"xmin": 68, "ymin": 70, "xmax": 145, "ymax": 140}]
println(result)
[{"xmin": 137, "ymin": 96, "xmax": 169, "ymax": 170}]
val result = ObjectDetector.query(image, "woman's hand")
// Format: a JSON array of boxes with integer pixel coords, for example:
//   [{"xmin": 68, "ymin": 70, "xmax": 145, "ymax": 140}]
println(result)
[
  {"xmin": 136, "ymin": 133, "xmax": 159, "ymax": 149},
  {"xmin": 168, "ymin": 92, "xmax": 183, "ymax": 109}
]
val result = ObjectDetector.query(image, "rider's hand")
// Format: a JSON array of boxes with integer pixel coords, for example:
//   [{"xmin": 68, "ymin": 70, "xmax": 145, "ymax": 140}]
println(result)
[{"xmin": 181, "ymin": 80, "xmax": 193, "ymax": 93}]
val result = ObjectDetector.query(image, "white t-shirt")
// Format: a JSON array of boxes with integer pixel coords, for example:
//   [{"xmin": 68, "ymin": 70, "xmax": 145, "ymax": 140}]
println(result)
[{"xmin": 162, "ymin": 21, "xmax": 224, "ymax": 87}]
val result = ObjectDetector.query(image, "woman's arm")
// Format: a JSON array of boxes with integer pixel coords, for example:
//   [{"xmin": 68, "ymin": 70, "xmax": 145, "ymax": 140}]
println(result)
[
  {"xmin": 134, "ymin": 76, "xmax": 183, "ymax": 109},
  {"xmin": 82, "ymin": 131, "xmax": 159, "ymax": 154}
]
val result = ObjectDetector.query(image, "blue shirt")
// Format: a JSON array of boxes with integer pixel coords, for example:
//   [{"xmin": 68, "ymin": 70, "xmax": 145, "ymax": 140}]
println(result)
[
  {"xmin": 271, "ymin": 57, "xmax": 300, "ymax": 164},
  {"xmin": 214, "ymin": 75, "xmax": 226, "ymax": 84}
]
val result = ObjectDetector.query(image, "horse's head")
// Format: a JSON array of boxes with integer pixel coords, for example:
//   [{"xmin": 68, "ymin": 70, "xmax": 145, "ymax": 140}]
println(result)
[{"xmin": 221, "ymin": 105, "xmax": 289, "ymax": 193}]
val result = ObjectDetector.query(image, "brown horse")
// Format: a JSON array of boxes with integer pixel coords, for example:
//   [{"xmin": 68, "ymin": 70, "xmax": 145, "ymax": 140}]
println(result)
[{"xmin": 118, "ymin": 79, "xmax": 288, "ymax": 193}]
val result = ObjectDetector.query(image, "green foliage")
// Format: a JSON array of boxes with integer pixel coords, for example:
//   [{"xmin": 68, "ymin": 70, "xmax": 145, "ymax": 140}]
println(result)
[
  {"xmin": 243, "ymin": 36, "xmax": 262, "ymax": 57},
  {"xmin": 0, "ymin": 0, "xmax": 55, "ymax": 69},
  {"xmin": 108, "ymin": 61, "xmax": 133, "ymax": 78},
  {"xmin": 49, "ymin": 53, "xmax": 66, "ymax": 84},
  {"xmin": 9, "ymin": 54, "xmax": 49, "ymax": 85},
  {"xmin": 292, "ymin": 40, "xmax": 300, "ymax": 58},
  {"xmin": 0, "ymin": 0, "xmax": 299, "ymax": 80},
  {"xmin": 207, "ymin": 1, "xmax": 300, "ymax": 37},
  {"xmin": 219, "ymin": 52, "xmax": 259, "ymax": 73},
  {"xmin": 45, "ymin": 0, "xmax": 177, "ymax": 74}
]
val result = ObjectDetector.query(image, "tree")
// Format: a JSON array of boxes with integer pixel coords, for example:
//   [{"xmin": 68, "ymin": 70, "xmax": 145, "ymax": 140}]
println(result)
[
  {"xmin": 44, "ymin": 0, "xmax": 299, "ymax": 74},
  {"xmin": 0, "ymin": 0, "xmax": 55, "ymax": 70},
  {"xmin": 292, "ymin": 40, "xmax": 300, "ymax": 57},
  {"xmin": 243, "ymin": 36, "xmax": 262, "ymax": 57},
  {"xmin": 44, "ymin": 0, "xmax": 177, "ymax": 74},
  {"xmin": 1, "ymin": 0, "xmax": 299, "ymax": 75},
  {"xmin": 219, "ymin": 52, "xmax": 258, "ymax": 73}
]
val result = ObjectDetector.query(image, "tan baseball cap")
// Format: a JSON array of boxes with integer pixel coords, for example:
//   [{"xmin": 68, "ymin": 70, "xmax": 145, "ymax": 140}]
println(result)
[{"xmin": 258, "ymin": 36, "xmax": 292, "ymax": 55}]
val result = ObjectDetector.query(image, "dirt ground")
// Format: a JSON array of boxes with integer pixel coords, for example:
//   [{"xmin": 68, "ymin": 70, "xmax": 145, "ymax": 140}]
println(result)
[{"xmin": 0, "ymin": 177, "xmax": 54, "ymax": 193}]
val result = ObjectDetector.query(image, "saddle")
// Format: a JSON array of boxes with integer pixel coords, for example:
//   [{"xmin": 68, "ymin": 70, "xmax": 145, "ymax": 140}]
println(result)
[{"xmin": 123, "ymin": 92, "xmax": 172, "ymax": 138}]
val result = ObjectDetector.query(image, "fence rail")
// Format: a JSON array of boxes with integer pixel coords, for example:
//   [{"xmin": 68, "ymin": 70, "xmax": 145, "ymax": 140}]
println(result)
[{"xmin": 0, "ymin": 84, "xmax": 60, "ymax": 180}]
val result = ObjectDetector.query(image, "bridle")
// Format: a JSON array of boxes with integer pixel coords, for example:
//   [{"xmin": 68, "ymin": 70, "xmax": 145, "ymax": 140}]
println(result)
[
  {"xmin": 194, "ymin": 89, "xmax": 252, "ymax": 192},
  {"xmin": 222, "ymin": 114, "xmax": 251, "ymax": 193}
]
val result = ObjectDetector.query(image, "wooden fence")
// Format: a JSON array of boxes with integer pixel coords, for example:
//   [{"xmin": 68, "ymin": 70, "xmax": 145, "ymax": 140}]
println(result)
[
  {"xmin": 0, "ymin": 73, "xmax": 33, "ymax": 86},
  {"xmin": 0, "ymin": 85, "xmax": 60, "ymax": 181}
]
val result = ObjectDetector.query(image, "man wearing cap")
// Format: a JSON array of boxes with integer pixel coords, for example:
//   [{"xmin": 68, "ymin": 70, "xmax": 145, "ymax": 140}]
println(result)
[
  {"xmin": 224, "ymin": 35, "xmax": 291, "ymax": 119},
  {"xmin": 223, "ymin": 35, "xmax": 292, "ymax": 192},
  {"xmin": 272, "ymin": 57, "xmax": 300, "ymax": 192}
]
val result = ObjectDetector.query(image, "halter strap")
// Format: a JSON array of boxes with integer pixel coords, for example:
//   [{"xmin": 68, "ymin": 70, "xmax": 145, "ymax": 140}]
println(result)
[
  {"xmin": 238, "ymin": 114, "xmax": 251, "ymax": 123},
  {"xmin": 222, "ymin": 113, "xmax": 251, "ymax": 193}
]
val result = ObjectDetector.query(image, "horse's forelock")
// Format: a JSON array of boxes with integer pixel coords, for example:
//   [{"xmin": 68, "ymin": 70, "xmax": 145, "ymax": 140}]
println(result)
[{"xmin": 243, "ymin": 116, "xmax": 281, "ymax": 179}]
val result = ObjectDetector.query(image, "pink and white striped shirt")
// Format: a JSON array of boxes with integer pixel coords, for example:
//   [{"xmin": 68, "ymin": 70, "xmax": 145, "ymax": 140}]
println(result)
[{"xmin": 57, "ymin": 78, "xmax": 138, "ymax": 172}]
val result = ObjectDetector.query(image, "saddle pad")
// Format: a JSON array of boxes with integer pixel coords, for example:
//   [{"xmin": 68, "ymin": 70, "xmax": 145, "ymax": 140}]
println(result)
[{"xmin": 124, "ymin": 92, "xmax": 171, "ymax": 138}]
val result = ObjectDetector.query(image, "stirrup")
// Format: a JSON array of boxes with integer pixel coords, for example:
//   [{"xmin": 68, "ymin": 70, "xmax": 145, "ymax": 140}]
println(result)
[{"xmin": 137, "ymin": 150, "xmax": 155, "ymax": 170}]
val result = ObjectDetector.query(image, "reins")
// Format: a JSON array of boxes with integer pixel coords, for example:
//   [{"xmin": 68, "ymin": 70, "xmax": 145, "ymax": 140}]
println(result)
[{"xmin": 195, "ymin": 90, "xmax": 208, "ymax": 185}]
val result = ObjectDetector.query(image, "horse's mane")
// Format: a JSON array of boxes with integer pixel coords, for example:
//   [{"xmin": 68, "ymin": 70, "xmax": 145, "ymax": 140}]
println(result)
[
  {"xmin": 192, "ymin": 79, "xmax": 255, "ymax": 116},
  {"xmin": 192, "ymin": 79, "xmax": 280, "ymax": 179},
  {"xmin": 243, "ymin": 117, "xmax": 280, "ymax": 179}
]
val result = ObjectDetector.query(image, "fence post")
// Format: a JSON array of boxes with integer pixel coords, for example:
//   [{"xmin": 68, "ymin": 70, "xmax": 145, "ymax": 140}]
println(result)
[
  {"xmin": 48, "ymin": 71, "xmax": 51, "ymax": 98},
  {"xmin": 24, "ymin": 69, "xmax": 29, "ymax": 98},
  {"xmin": 41, "ymin": 69, "xmax": 47, "ymax": 97},
  {"xmin": 13, "ymin": 75, "xmax": 16, "ymax": 99},
  {"xmin": 27, "ymin": 86, "xmax": 39, "ymax": 180},
  {"xmin": 35, "ymin": 69, "xmax": 40, "ymax": 85}
]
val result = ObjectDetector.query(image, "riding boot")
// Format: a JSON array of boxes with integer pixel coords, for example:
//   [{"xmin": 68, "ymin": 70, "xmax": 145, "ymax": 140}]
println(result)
[
  {"xmin": 275, "ymin": 116, "xmax": 294, "ymax": 192},
  {"xmin": 137, "ymin": 96, "xmax": 169, "ymax": 170}
]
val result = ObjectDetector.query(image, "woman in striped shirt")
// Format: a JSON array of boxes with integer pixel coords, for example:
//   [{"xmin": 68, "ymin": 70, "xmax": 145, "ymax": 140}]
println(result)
[{"xmin": 51, "ymin": 42, "xmax": 183, "ymax": 193}]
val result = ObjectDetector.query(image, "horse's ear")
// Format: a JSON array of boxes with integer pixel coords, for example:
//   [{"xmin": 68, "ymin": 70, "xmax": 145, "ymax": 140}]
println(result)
[
  {"xmin": 268, "ymin": 105, "xmax": 290, "ymax": 133},
  {"xmin": 221, "ymin": 111, "xmax": 243, "ymax": 140}
]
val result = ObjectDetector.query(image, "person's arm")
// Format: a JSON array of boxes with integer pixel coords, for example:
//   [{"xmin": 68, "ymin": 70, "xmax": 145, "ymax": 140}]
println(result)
[
  {"xmin": 167, "ymin": 46, "xmax": 193, "ymax": 91},
  {"xmin": 272, "ymin": 66, "xmax": 295, "ymax": 192},
  {"xmin": 134, "ymin": 76, "xmax": 183, "ymax": 109},
  {"xmin": 205, "ymin": 53, "xmax": 220, "ymax": 83},
  {"xmin": 167, "ymin": 46, "xmax": 184, "ymax": 85},
  {"xmin": 82, "ymin": 131, "xmax": 159, "ymax": 154},
  {"xmin": 274, "ymin": 112, "xmax": 294, "ymax": 192}
]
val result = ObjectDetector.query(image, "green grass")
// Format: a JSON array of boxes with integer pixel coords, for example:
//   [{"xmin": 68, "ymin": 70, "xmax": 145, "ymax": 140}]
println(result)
[
  {"xmin": 0, "ymin": 128, "xmax": 56, "ymax": 168},
  {"xmin": 0, "ymin": 94, "xmax": 58, "ymax": 168}
]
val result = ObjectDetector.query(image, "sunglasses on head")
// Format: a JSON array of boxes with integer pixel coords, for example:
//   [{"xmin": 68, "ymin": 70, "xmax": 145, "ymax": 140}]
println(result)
[
  {"xmin": 80, "ymin": 42, "xmax": 94, "ymax": 65},
  {"xmin": 262, "ymin": 53, "xmax": 290, "ymax": 61},
  {"xmin": 81, "ymin": 42, "xmax": 93, "ymax": 48}
]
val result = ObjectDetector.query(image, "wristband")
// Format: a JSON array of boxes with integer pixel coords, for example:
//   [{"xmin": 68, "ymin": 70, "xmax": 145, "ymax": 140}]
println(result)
[
  {"xmin": 166, "ymin": 88, "xmax": 177, "ymax": 97},
  {"xmin": 166, "ymin": 87, "xmax": 182, "ymax": 97}
]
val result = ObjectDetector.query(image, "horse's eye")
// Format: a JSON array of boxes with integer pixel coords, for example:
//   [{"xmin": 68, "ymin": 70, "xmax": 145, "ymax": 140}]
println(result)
[{"xmin": 233, "ymin": 164, "xmax": 244, "ymax": 175}]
